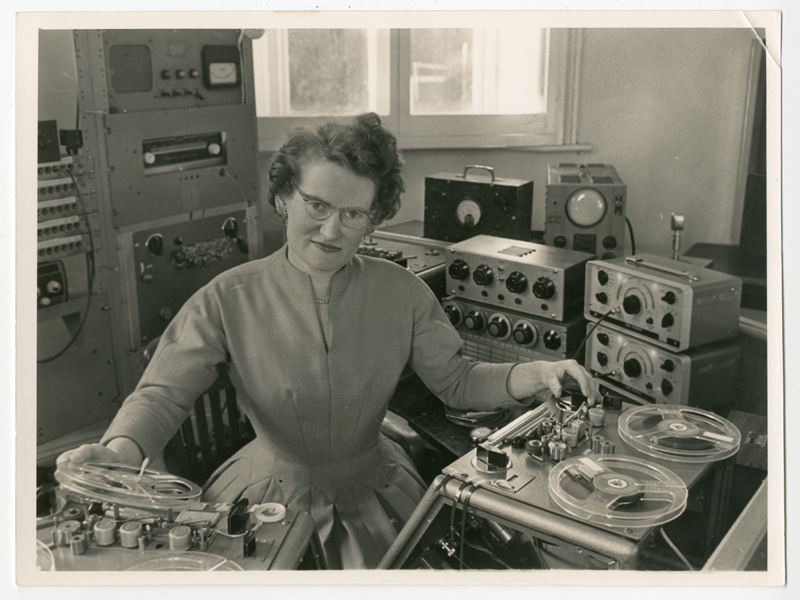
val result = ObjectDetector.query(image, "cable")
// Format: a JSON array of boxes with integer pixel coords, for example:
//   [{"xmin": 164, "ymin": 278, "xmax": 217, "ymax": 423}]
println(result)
[
  {"xmin": 570, "ymin": 308, "xmax": 618, "ymax": 361},
  {"xmin": 625, "ymin": 216, "xmax": 636, "ymax": 255},
  {"xmin": 37, "ymin": 170, "xmax": 96, "ymax": 364},
  {"xmin": 659, "ymin": 527, "xmax": 694, "ymax": 571}
]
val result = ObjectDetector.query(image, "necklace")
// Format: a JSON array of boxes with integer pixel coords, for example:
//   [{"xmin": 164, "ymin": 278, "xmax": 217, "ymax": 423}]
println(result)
[{"xmin": 314, "ymin": 299, "xmax": 329, "ymax": 304}]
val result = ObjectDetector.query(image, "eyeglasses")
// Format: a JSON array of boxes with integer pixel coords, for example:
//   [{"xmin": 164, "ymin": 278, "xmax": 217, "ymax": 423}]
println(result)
[{"xmin": 295, "ymin": 186, "xmax": 373, "ymax": 230}]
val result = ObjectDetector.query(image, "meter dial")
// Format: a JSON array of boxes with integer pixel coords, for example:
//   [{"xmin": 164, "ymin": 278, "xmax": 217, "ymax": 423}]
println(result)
[
  {"xmin": 566, "ymin": 188, "xmax": 607, "ymax": 227},
  {"xmin": 455, "ymin": 198, "xmax": 482, "ymax": 228}
]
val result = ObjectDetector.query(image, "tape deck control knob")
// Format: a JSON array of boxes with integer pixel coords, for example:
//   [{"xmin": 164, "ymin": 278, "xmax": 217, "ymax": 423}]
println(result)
[
  {"xmin": 505, "ymin": 271, "xmax": 528, "ymax": 294},
  {"xmin": 597, "ymin": 332, "xmax": 610, "ymax": 345},
  {"xmin": 623, "ymin": 295, "xmax": 642, "ymax": 315},
  {"xmin": 597, "ymin": 270, "xmax": 609, "ymax": 285},
  {"xmin": 597, "ymin": 352, "xmax": 609, "ymax": 367},
  {"xmin": 472, "ymin": 265, "xmax": 494, "ymax": 286},
  {"xmin": 661, "ymin": 291, "xmax": 677, "ymax": 304},
  {"xmin": 448, "ymin": 259, "xmax": 470, "ymax": 280},
  {"xmin": 543, "ymin": 330, "xmax": 562, "ymax": 350},
  {"xmin": 661, "ymin": 360, "xmax": 675, "ymax": 372},
  {"xmin": 623, "ymin": 358, "xmax": 642, "ymax": 378},
  {"xmin": 463, "ymin": 310, "xmax": 486, "ymax": 332},
  {"xmin": 532, "ymin": 277, "xmax": 556, "ymax": 300},
  {"xmin": 595, "ymin": 292, "xmax": 608, "ymax": 304},
  {"xmin": 661, "ymin": 313, "xmax": 675, "ymax": 328},
  {"xmin": 661, "ymin": 379, "xmax": 674, "ymax": 396},
  {"xmin": 487, "ymin": 316, "xmax": 509, "ymax": 338},
  {"xmin": 513, "ymin": 324, "xmax": 535, "ymax": 345}
]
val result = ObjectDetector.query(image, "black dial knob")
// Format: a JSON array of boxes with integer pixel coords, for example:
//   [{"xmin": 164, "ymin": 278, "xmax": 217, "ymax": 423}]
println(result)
[
  {"xmin": 661, "ymin": 359, "xmax": 675, "ymax": 373},
  {"xmin": 488, "ymin": 317, "xmax": 509, "ymax": 338},
  {"xmin": 554, "ymin": 235, "xmax": 568, "ymax": 248},
  {"xmin": 513, "ymin": 324, "xmax": 535, "ymax": 345},
  {"xmin": 543, "ymin": 330, "xmax": 562, "ymax": 350},
  {"xmin": 597, "ymin": 332, "xmax": 610, "ymax": 345},
  {"xmin": 602, "ymin": 236, "xmax": 617, "ymax": 249},
  {"xmin": 597, "ymin": 270, "xmax": 609, "ymax": 285},
  {"xmin": 463, "ymin": 311, "xmax": 485, "ymax": 332},
  {"xmin": 661, "ymin": 291, "xmax": 677, "ymax": 305},
  {"xmin": 222, "ymin": 217, "xmax": 239, "ymax": 239},
  {"xmin": 661, "ymin": 313, "xmax": 675, "ymax": 328},
  {"xmin": 623, "ymin": 358, "xmax": 642, "ymax": 378},
  {"xmin": 595, "ymin": 292, "xmax": 608, "ymax": 304},
  {"xmin": 448, "ymin": 259, "xmax": 470, "ymax": 281},
  {"xmin": 661, "ymin": 379, "xmax": 674, "ymax": 396},
  {"xmin": 622, "ymin": 295, "xmax": 642, "ymax": 315},
  {"xmin": 472, "ymin": 264, "xmax": 494, "ymax": 286},
  {"xmin": 444, "ymin": 305, "xmax": 462, "ymax": 327},
  {"xmin": 597, "ymin": 352, "xmax": 609, "ymax": 367},
  {"xmin": 146, "ymin": 233, "xmax": 164, "ymax": 257},
  {"xmin": 505, "ymin": 271, "xmax": 528, "ymax": 294},
  {"xmin": 532, "ymin": 277, "xmax": 556, "ymax": 299}
]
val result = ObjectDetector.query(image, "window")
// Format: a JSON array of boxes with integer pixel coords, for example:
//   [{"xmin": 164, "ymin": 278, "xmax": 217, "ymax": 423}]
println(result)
[{"xmin": 253, "ymin": 28, "xmax": 579, "ymax": 150}]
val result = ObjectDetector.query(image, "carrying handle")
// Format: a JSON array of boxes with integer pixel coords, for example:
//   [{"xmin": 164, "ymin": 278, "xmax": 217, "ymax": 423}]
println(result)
[
  {"xmin": 457, "ymin": 165, "xmax": 499, "ymax": 183},
  {"xmin": 625, "ymin": 256, "xmax": 701, "ymax": 282}
]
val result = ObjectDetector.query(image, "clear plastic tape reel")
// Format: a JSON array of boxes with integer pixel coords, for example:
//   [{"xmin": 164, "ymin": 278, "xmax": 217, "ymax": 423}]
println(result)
[
  {"xmin": 548, "ymin": 455, "xmax": 688, "ymax": 529},
  {"xmin": 618, "ymin": 405, "xmax": 741, "ymax": 464},
  {"xmin": 55, "ymin": 462, "xmax": 203, "ymax": 511}
]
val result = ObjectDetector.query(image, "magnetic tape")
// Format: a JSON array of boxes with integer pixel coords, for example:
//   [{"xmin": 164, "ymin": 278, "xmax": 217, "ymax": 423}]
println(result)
[
  {"xmin": 585, "ymin": 254, "xmax": 742, "ymax": 352},
  {"xmin": 446, "ymin": 235, "xmax": 594, "ymax": 322}
]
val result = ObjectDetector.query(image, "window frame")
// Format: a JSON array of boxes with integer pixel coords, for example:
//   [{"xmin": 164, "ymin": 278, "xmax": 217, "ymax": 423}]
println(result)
[{"xmin": 256, "ymin": 28, "xmax": 582, "ymax": 152}]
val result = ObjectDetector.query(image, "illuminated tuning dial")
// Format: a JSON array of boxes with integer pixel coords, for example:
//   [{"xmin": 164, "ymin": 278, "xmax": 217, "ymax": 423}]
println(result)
[
  {"xmin": 532, "ymin": 277, "xmax": 556, "ymax": 300},
  {"xmin": 472, "ymin": 265, "xmax": 494, "ymax": 286},
  {"xmin": 448, "ymin": 259, "xmax": 470, "ymax": 281},
  {"xmin": 463, "ymin": 310, "xmax": 486, "ymax": 332},
  {"xmin": 505, "ymin": 271, "xmax": 528, "ymax": 294}
]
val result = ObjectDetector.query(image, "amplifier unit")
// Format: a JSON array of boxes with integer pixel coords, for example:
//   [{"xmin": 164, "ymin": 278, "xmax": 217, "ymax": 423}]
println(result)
[
  {"xmin": 445, "ymin": 235, "xmax": 594, "ymax": 322},
  {"xmin": 585, "ymin": 254, "xmax": 742, "ymax": 352},
  {"xmin": 586, "ymin": 322, "xmax": 740, "ymax": 408},
  {"xmin": 545, "ymin": 163, "xmax": 627, "ymax": 257},
  {"xmin": 423, "ymin": 166, "xmax": 533, "ymax": 243},
  {"xmin": 443, "ymin": 296, "xmax": 587, "ymax": 363}
]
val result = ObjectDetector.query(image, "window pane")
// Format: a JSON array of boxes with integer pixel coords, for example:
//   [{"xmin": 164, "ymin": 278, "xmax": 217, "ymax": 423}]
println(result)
[
  {"xmin": 409, "ymin": 28, "xmax": 548, "ymax": 116},
  {"xmin": 254, "ymin": 29, "xmax": 390, "ymax": 118}
]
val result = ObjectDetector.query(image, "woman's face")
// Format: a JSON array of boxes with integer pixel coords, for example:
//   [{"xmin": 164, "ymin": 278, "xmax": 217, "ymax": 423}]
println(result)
[{"xmin": 282, "ymin": 160, "xmax": 376, "ymax": 275}]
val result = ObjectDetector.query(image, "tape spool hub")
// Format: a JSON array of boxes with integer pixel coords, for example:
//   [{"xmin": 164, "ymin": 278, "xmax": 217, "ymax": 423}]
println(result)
[
  {"xmin": 548, "ymin": 455, "xmax": 688, "ymax": 529},
  {"xmin": 618, "ymin": 405, "xmax": 741, "ymax": 463}
]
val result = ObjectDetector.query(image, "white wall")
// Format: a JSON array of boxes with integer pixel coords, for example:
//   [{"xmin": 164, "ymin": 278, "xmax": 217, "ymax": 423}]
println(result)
[{"xmin": 388, "ymin": 28, "xmax": 757, "ymax": 255}]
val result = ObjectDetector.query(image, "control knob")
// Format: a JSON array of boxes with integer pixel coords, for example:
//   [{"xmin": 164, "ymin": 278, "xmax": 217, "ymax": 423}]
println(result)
[
  {"xmin": 595, "ymin": 292, "xmax": 608, "ymax": 304},
  {"xmin": 448, "ymin": 259, "xmax": 470, "ymax": 281},
  {"xmin": 661, "ymin": 291, "xmax": 677, "ymax": 305},
  {"xmin": 532, "ymin": 277, "xmax": 556, "ymax": 300},
  {"xmin": 597, "ymin": 332, "xmax": 610, "ymax": 345},
  {"xmin": 596, "ymin": 352, "xmax": 608, "ymax": 367},
  {"xmin": 661, "ymin": 360, "xmax": 675, "ymax": 373},
  {"xmin": 444, "ymin": 304, "xmax": 462, "ymax": 327},
  {"xmin": 543, "ymin": 330, "xmax": 562, "ymax": 350},
  {"xmin": 505, "ymin": 271, "xmax": 528, "ymax": 294},
  {"xmin": 512, "ymin": 323, "xmax": 536, "ymax": 345},
  {"xmin": 472, "ymin": 265, "xmax": 494, "ymax": 286},
  {"xmin": 463, "ymin": 311, "xmax": 485, "ymax": 332},
  {"xmin": 661, "ymin": 379, "xmax": 674, "ymax": 396},
  {"xmin": 554, "ymin": 236, "xmax": 567, "ymax": 248},
  {"xmin": 597, "ymin": 270, "xmax": 609, "ymax": 285},
  {"xmin": 487, "ymin": 316, "xmax": 509, "ymax": 338},
  {"xmin": 661, "ymin": 313, "xmax": 675, "ymax": 328},
  {"xmin": 623, "ymin": 358, "xmax": 642, "ymax": 378},
  {"xmin": 622, "ymin": 295, "xmax": 642, "ymax": 315}
]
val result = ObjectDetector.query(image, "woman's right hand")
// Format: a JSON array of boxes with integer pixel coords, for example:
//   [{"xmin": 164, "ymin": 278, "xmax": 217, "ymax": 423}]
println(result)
[{"xmin": 56, "ymin": 443, "xmax": 122, "ymax": 468}]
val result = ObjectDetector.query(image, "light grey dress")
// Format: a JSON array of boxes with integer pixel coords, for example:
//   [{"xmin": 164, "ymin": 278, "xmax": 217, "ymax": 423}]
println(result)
[{"xmin": 101, "ymin": 246, "xmax": 522, "ymax": 568}]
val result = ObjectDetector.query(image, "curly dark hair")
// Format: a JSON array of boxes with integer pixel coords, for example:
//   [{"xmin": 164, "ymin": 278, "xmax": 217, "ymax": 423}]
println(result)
[{"xmin": 267, "ymin": 112, "xmax": 405, "ymax": 227}]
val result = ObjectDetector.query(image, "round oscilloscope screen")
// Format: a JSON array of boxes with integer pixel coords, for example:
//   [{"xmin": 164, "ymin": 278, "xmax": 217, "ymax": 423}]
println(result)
[{"xmin": 565, "ymin": 188, "xmax": 607, "ymax": 227}]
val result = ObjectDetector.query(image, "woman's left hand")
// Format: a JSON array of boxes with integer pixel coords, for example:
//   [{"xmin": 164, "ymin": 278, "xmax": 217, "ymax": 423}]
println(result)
[{"xmin": 507, "ymin": 359, "xmax": 599, "ymax": 406}]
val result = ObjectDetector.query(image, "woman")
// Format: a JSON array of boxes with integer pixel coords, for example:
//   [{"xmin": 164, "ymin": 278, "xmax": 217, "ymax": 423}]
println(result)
[{"xmin": 59, "ymin": 113, "xmax": 597, "ymax": 569}]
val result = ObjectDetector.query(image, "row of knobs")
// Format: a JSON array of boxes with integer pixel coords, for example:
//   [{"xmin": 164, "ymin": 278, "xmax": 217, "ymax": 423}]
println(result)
[
  {"xmin": 449, "ymin": 260, "xmax": 556, "ymax": 299},
  {"xmin": 444, "ymin": 306, "xmax": 563, "ymax": 350}
]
